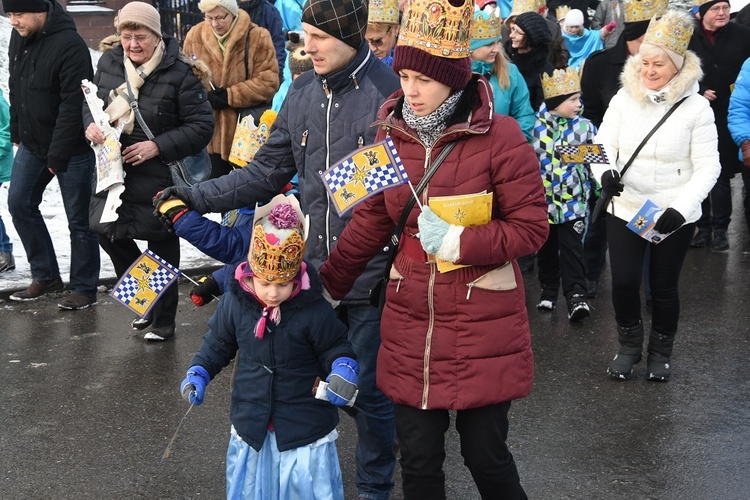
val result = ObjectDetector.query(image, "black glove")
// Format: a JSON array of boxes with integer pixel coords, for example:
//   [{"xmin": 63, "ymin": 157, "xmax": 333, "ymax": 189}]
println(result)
[
  {"xmin": 207, "ymin": 88, "xmax": 229, "ymax": 110},
  {"xmin": 600, "ymin": 170, "xmax": 625, "ymax": 197},
  {"xmin": 190, "ymin": 275, "xmax": 220, "ymax": 306},
  {"xmin": 653, "ymin": 207, "xmax": 685, "ymax": 234},
  {"xmin": 153, "ymin": 196, "xmax": 188, "ymax": 231},
  {"xmin": 153, "ymin": 187, "xmax": 192, "ymax": 210}
]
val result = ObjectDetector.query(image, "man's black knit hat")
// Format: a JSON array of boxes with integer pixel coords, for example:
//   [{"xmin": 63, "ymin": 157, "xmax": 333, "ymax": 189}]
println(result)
[{"xmin": 301, "ymin": 0, "xmax": 368, "ymax": 50}]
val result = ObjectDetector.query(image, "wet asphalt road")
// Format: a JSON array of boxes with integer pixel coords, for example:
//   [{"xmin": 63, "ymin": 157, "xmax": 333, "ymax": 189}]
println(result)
[{"xmin": 1, "ymin": 214, "xmax": 749, "ymax": 499}]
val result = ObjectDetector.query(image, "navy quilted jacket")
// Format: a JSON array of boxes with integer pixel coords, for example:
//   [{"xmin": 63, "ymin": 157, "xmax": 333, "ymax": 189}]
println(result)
[{"xmin": 184, "ymin": 43, "xmax": 400, "ymax": 303}]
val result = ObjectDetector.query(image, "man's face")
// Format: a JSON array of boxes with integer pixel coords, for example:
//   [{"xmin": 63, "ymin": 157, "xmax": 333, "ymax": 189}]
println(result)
[
  {"xmin": 701, "ymin": 2, "xmax": 730, "ymax": 30},
  {"xmin": 302, "ymin": 23, "xmax": 357, "ymax": 76},
  {"xmin": 7, "ymin": 12, "xmax": 47, "ymax": 37}
]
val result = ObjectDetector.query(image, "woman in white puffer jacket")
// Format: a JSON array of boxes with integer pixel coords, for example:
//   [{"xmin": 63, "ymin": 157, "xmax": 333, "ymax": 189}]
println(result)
[{"xmin": 593, "ymin": 10, "xmax": 720, "ymax": 383}]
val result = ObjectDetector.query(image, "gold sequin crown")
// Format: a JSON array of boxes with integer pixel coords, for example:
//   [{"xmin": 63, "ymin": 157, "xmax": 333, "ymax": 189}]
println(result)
[
  {"xmin": 398, "ymin": 0, "xmax": 475, "ymax": 58},
  {"xmin": 249, "ymin": 196, "xmax": 309, "ymax": 283},
  {"xmin": 622, "ymin": 0, "xmax": 669, "ymax": 23},
  {"xmin": 508, "ymin": 0, "xmax": 546, "ymax": 18},
  {"xmin": 542, "ymin": 67, "xmax": 582, "ymax": 99},
  {"xmin": 643, "ymin": 10, "xmax": 694, "ymax": 57},
  {"xmin": 369, "ymin": 0, "xmax": 400, "ymax": 24},
  {"xmin": 471, "ymin": 9, "xmax": 502, "ymax": 43},
  {"xmin": 556, "ymin": 6, "xmax": 571, "ymax": 21}
]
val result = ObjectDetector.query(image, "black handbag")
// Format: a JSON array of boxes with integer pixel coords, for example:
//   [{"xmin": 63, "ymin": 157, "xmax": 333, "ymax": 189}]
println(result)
[
  {"xmin": 369, "ymin": 140, "xmax": 459, "ymax": 309},
  {"xmin": 591, "ymin": 96, "xmax": 689, "ymax": 223},
  {"xmin": 124, "ymin": 71, "xmax": 211, "ymax": 187},
  {"xmin": 237, "ymin": 26, "xmax": 273, "ymax": 124}
]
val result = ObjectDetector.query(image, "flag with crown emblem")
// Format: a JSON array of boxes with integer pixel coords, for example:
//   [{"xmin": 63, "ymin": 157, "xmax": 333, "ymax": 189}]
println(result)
[
  {"xmin": 110, "ymin": 249, "xmax": 180, "ymax": 318},
  {"xmin": 556, "ymin": 144, "xmax": 611, "ymax": 164},
  {"xmin": 322, "ymin": 137, "xmax": 409, "ymax": 215}
]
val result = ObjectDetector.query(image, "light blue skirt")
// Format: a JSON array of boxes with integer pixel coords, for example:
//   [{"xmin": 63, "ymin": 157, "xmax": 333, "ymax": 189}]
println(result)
[{"xmin": 226, "ymin": 426, "xmax": 345, "ymax": 500}]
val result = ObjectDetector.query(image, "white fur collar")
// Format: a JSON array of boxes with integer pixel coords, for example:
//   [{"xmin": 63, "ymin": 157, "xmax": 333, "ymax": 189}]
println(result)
[{"xmin": 620, "ymin": 50, "xmax": 704, "ymax": 106}]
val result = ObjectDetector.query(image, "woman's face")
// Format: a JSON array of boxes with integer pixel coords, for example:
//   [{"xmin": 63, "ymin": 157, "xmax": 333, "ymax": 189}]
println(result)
[
  {"xmin": 508, "ymin": 24, "xmax": 528, "ymax": 52},
  {"xmin": 204, "ymin": 6, "xmax": 234, "ymax": 36},
  {"xmin": 471, "ymin": 40, "xmax": 500, "ymax": 64},
  {"xmin": 120, "ymin": 28, "xmax": 160, "ymax": 66},
  {"xmin": 365, "ymin": 24, "xmax": 399, "ymax": 60},
  {"xmin": 399, "ymin": 69, "xmax": 452, "ymax": 117},
  {"xmin": 641, "ymin": 52, "xmax": 678, "ymax": 91}
]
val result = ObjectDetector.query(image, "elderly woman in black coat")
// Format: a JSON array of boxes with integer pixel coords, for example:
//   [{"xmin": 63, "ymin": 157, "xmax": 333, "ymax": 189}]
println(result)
[{"xmin": 84, "ymin": 2, "xmax": 214, "ymax": 341}]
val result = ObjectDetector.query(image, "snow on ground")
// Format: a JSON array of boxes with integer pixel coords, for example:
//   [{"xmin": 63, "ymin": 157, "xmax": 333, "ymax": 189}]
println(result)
[{"xmin": 0, "ymin": 17, "xmax": 219, "ymax": 292}]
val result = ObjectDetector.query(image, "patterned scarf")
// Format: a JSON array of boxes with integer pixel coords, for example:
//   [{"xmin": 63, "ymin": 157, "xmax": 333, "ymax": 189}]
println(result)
[{"xmin": 402, "ymin": 90, "xmax": 464, "ymax": 147}]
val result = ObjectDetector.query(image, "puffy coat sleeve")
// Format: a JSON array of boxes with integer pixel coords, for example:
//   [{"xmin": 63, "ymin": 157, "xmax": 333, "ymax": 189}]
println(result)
[
  {"xmin": 669, "ymin": 97, "xmax": 720, "ymax": 219},
  {"xmin": 228, "ymin": 27, "xmax": 279, "ymax": 108},
  {"xmin": 456, "ymin": 118, "xmax": 549, "ymax": 265},
  {"xmin": 173, "ymin": 210, "xmax": 251, "ymax": 265},
  {"xmin": 728, "ymin": 58, "xmax": 750, "ymax": 148}
]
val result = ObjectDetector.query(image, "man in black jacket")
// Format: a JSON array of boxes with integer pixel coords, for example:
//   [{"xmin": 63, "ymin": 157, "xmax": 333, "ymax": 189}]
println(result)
[
  {"xmin": 688, "ymin": 0, "xmax": 750, "ymax": 251},
  {"xmin": 5, "ymin": 0, "xmax": 100, "ymax": 309},
  {"xmin": 157, "ymin": 0, "xmax": 399, "ymax": 497}
]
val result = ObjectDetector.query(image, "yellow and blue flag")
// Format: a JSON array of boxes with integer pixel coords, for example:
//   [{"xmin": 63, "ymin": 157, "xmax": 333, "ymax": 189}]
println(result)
[
  {"xmin": 110, "ymin": 249, "xmax": 180, "ymax": 318},
  {"xmin": 322, "ymin": 137, "xmax": 409, "ymax": 215},
  {"xmin": 556, "ymin": 144, "xmax": 610, "ymax": 164}
]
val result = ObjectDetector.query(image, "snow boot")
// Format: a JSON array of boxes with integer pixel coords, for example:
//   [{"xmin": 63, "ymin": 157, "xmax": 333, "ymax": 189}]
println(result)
[
  {"xmin": 607, "ymin": 322, "xmax": 644, "ymax": 380},
  {"xmin": 536, "ymin": 283, "xmax": 558, "ymax": 311},
  {"xmin": 647, "ymin": 328, "xmax": 675, "ymax": 382},
  {"xmin": 567, "ymin": 293, "xmax": 591, "ymax": 322}
]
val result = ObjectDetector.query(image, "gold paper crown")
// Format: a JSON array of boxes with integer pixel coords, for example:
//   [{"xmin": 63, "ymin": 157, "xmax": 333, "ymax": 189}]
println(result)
[
  {"xmin": 249, "ymin": 195, "xmax": 309, "ymax": 283},
  {"xmin": 643, "ymin": 10, "xmax": 694, "ymax": 57},
  {"xmin": 542, "ymin": 67, "xmax": 581, "ymax": 99},
  {"xmin": 622, "ymin": 0, "xmax": 669, "ymax": 23},
  {"xmin": 369, "ymin": 0, "xmax": 400, "ymax": 25},
  {"xmin": 471, "ymin": 9, "xmax": 502, "ymax": 43},
  {"xmin": 508, "ymin": 0, "xmax": 545, "ymax": 18},
  {"xmin": 229, "ymin": 110, "xmax": 278, "ymax": 168},
  {"xmin": 398, "ymin": 0, "xmax": 475, "ymax": 58},
  {"xmin": 556, "ymin": 5, "xmax": 571, "ymax": 21}
]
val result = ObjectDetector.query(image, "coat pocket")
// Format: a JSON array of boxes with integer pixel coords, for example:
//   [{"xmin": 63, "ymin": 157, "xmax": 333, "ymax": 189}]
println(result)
[{"xmin": 465, "ymin": 262, "xmax": 516, "ymax": 300}]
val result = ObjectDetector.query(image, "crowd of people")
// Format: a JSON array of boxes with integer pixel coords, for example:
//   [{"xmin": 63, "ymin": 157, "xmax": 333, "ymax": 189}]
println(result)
[{"xmin": 1, "ymin": 0, "xmax": 750, "ymax": 498}]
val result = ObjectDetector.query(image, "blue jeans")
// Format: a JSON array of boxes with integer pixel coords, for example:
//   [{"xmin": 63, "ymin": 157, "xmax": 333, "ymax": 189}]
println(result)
[
  {"xmin": 8, "ymin": 145, "xmax": 100, "ymax": 296},
  {"xmin": 0, "ymin": 183, "xmax": 11, "ymax": 253},
  {"xmin": 338, "ymin": 304, "xmax": 396, "ymax": 499}
]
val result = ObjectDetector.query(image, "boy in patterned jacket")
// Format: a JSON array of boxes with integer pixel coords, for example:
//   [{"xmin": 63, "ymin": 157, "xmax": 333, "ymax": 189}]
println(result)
[{"xmin": 531, "ymin": 67, "xmax": 596, "ymax": 321}]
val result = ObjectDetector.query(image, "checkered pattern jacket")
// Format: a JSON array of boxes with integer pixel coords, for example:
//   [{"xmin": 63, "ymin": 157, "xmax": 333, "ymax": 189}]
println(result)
[{"xmin": 532, "ymin": 106, "xmax": 597, "ymax": 224}]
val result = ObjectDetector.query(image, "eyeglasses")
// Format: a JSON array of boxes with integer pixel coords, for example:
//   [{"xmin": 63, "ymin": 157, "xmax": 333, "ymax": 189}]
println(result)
[
  {"xmin": 205, "ymin": 12, "xmax": 230, "ymax": 23},
  {"xmin": 121, "ymin": 34, "xmax": 154, "ymax": 43},
  {"xmin": 366, "ymin": 26, "xmax": 392, "ymax": 47},
  {"xmin": 707, "ymin": 4, "xmax": 730, "ymax": 12}
]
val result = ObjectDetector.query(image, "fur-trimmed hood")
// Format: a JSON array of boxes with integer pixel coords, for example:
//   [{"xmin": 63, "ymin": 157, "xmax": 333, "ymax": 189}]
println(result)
[{"xmin": 620, "ymin": 49, "xmax": 703, "ymax": 106}]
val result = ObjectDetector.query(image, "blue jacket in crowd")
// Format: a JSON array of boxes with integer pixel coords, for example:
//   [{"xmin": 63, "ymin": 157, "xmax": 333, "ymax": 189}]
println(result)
[{"xmin": 728, "ymin": 56, "xmax": 750, "ymax": 160}]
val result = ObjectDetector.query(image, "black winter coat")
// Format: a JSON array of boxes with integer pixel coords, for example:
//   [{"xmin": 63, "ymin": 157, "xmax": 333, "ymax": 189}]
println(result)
[
  {"xmin": 183, "ymin": 43, "xmax": 400, "ymax": 303},
  {"xmin": 84, "ymin": 39, "xmax": 214, "ymax": 241},
  {"xmin": 580, "ymin": 33, "xmax": 628, "ymax": 128},
  {"xmin": 190, "ymin": 264, "xmax": 355, "ymax": 452},
  {"xmin": 688, "ymin": 22, "xmax": 750, "ymax": 177},
  {"xmin": 507, "ymin": 44, "xmax": 554, "ymax": 112},
  {"xmin": 8, "ymin": 0, "xmax": 92, "ymax": 171}
]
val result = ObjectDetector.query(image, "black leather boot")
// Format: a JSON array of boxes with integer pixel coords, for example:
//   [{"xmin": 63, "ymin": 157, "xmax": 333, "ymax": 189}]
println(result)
[
  {"xmin": 647, "ymin": 328, "xmax": 675, "ymax": 382},
  {"xmin": 607, "ymin": 322, "xmax": 644, "ymax": 380}
]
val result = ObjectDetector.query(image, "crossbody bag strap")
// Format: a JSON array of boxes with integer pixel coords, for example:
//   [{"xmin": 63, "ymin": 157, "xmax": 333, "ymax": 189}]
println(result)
[
  {"xmin": 244, "ymin": 27, "xmax": 253, "ymax": 80},
  {"xmin": 619, "ymin": 95, "xmax": 689, "ymax": 178},
  {"xmin": 124, "ymin": 68, "xmax": 157, "ymax": 142},
  {"xmin": 388, "ymin": 140, "xmax": 459, "ymax": 250}
]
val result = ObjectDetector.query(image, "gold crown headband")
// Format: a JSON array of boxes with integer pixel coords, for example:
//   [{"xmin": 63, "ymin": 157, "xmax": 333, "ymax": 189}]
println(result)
[
  {"xmin": 398, "ymin": 0, "xmax": 475, "ymax": 58},
  {"xmin": 471, "ymin": 8, "xmax": 502, "ymax": 43},
  {"xmin": 556, "ymin": 5, "xmax": 571, "ymax": 20},
  {"xmin": 622, "ymin": 0, "xmax": 669, "ymax": 23},
  {"xmin": 369, "ymin": 0, "xmax": 400, "ymax": 25},
  {"xmin": 643, "ymin": 10, "xmax": 694, "ymax": 57},
  {"xmin": 508, "ymin": 0, "xmax": 546, "ymax": 18},
  {"xmin": 542, "ymin": 67, "xmax": 581, "ymax": 99}
]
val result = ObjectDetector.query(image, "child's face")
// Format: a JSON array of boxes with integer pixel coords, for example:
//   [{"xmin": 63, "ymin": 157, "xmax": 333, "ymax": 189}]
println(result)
[
  {"xmin": 564, "ymin": 24, "xmax": 583, "ymax": 36},
  {"xmin": 551, "ymin": 93, "xmax": 582, "ymax": 119},
  {"xmin": 252, "ymin": 277, "xmax": 295, "ymax": 307}
]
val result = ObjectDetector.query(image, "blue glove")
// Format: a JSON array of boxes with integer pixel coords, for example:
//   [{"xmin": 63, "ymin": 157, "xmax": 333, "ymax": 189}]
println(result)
[
  {"xmin": 326, "ymin": 357, "xmax": 359, "ymax": 407},
  {"xmin": 180, "ymin": 365, "xmax": 211, "ymax": 405},
  {"xmin": 417, "ymin": 207, "xmax": 450, "ymax": 255}
]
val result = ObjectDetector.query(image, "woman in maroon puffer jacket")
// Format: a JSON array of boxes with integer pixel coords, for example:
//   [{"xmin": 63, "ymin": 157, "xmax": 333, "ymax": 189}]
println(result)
[{"xmin": 320, "ymin": 4, "xmax": 548, "ymax": 498}]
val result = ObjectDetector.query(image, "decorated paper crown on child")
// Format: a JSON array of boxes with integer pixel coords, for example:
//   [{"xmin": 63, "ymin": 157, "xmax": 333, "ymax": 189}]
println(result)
[
  {"xmin": 542, "ymin": 67, "xmax": 581, "ymax": 110},
  {"xmin": 471, "ymin": 8, "xmax": 502, "ymax": 51},
  {"xmin": 622, "ymin": 0, "xmax": 669, "ymax": 22},
  {"xmin": 397, "ymin": 0, "xmax": 475, "ymax": 58},
  {"xmin": 229, "ymin": 109, "xmax": 278, "ymax": 167},
  {"xmin": 248, "ymin": 195, "xmax": 310, "ymax": 283},
  {"xmin": 369, "ymin": 0, "xmax": 400, "ymax": 24},
  {"xmin": 642, "ymin": 10, "xmax": 694, "ymax": 69},
  {"xmin": 556, "ymin": 5, "xmax": 571, "ymax": 21}
]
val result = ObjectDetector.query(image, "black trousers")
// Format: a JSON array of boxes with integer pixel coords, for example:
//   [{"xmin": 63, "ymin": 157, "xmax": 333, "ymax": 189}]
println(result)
[
  {"xmin": 99, "ymin": 235, "xmax": 180, "ymax": 329},
  {"xmin": 606, "ymin": 216, "xmax": 693, "ymax": 334},
  {"xmin": 394, "ymin": 402, "xmax": 527, "ymax": 500},
  {"xmin": 537, "ymin": 218, "xmax": 587, "ymax": 299},
  {"xmin": 209, "ymin": 153, "xmax": 233, "ymax": 180}
]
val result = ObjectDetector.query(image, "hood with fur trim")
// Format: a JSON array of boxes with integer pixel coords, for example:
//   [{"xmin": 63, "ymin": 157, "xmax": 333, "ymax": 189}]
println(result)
[{"xmin": 619, "ymin": 49, "xmax": 703, "ymax": 107}]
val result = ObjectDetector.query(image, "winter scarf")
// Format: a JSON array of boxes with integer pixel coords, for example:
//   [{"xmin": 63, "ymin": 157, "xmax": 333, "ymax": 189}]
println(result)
[
  {"xmin": 105, "ymin": 41, "xmax": 165, "ymax": 134},
  {"xmin": 213, "ymin": 14, "xmax": 240, "ymax": 53},
  {"xmin": 402, "ymin": 90, "xmax": 464, "ymax": 146}
]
